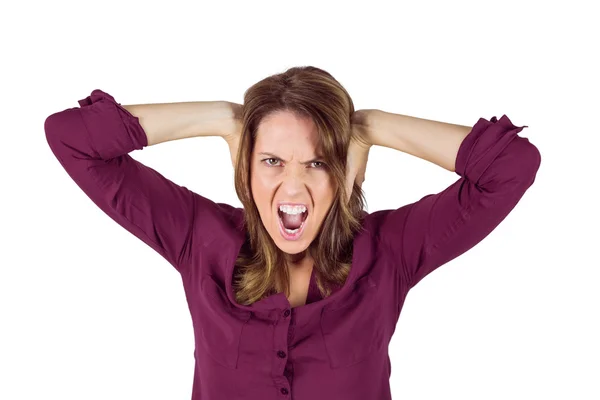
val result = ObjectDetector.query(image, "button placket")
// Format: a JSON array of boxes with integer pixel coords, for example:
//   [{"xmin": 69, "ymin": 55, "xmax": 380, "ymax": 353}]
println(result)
[{"xmin": 271, "ymin": 308, "xmax": 293, "ymax": 397}]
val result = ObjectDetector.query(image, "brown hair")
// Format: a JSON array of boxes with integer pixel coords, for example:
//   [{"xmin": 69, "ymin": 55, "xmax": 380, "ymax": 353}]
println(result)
[{"xmin": 232, "ymin": 66, "xmax": 366, "ymax": 305}]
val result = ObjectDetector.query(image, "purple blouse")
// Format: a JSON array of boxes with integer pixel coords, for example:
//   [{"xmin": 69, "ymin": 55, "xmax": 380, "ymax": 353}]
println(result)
[{"xmin": 44, "ymin": 89, "xmax": 541, "ymax": 400}]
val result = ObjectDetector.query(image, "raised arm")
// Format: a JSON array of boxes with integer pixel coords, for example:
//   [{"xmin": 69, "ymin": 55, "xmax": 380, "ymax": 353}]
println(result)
[
  {"xmin": 122, "ymin": 97, "xmax": 241, "ymax": 146},
  {"xmin": 359, "ymin": 110, "xmax": 541, "ymax": 289},
  {"xmin": 44, "ymin": 89, "xmax": 241, "ymax": 275}
]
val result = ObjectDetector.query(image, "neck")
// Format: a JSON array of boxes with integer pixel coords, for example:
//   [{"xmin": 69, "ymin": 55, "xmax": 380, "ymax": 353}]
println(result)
[{"xmin": 284, "ymin": 249, "xmax": 313, "ymax": 272}]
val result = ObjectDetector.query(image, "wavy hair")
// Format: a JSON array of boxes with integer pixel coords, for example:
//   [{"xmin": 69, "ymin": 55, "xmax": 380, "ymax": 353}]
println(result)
[{"xmin": 232, "ymin": 66, "xmax": 366, "ymax": 305}]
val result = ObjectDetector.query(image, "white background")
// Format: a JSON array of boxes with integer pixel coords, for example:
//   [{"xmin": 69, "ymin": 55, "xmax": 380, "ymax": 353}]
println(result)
[{"xmin": 2, "ymin": 0, "xmax": 598, "ymax": 399}]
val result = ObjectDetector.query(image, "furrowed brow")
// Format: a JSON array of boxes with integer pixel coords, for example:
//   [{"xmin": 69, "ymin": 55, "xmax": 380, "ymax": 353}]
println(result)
[{"xmin": 258, "ymin": 152, "xmax": 324, "ymax": 165}]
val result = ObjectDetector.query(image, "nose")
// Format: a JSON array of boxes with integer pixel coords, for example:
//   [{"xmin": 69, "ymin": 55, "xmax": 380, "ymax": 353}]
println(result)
[{"xmin": 279, "ymin": 164, "xmax": 309, "ymax": 197}]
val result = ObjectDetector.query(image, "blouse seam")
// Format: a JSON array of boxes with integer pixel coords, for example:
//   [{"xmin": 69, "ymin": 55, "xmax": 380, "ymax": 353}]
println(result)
[
  {"xmin": 177, "ymin": 190, "xmax": 196, "ymax": 276},
  {"xmin": 375, "ymin": 209, "xmax": 412, "ymax": 295},
  {"xmin": 402, "ymin": 201, "xmax": 423, "ymax": 289}
]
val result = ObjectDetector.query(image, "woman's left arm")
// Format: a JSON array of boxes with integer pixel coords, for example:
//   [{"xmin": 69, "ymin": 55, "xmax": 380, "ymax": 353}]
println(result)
[
  {"xmin": 357, "ymin": 109, "xmax": 542, "ymax": 289},
  {"xmin": 360, "ymin": 110, "xmax": 473, "ymax": 171}
]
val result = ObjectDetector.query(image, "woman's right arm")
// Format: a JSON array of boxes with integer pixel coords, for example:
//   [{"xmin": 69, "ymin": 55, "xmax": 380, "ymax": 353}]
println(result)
[
  {"xmin": 44, "ymin": 89, "xmax": 240, "ymax": 275},
  {"xmin": 122, "ymin": 98, "xmax": 241, "ymax": 146}
]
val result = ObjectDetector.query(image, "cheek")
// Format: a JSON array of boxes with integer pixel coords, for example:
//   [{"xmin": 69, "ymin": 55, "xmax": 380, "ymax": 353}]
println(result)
[
  {"xmin": 315, "ymin": 177, "xmax": 336, "ymax": 202},
  {"xmin": 250, "ymin": 175, "xmax": 275, "ymax": 218},
  {"xmin": 251, "ymin": 174, "xmax": 274, "ymax": 198}
]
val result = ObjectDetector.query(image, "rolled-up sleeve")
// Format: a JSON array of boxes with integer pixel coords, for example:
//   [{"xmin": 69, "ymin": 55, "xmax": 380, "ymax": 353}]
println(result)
[
  {"xmin": 377, "ymin": 114, "xmax": 541, "ymax": 290},
  {"xmin": 45, "ymin": 89, "xmax": 202, "ymax": 274}
]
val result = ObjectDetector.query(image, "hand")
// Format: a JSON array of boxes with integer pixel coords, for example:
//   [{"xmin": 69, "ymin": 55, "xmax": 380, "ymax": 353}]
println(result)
[
  {"xmin": 345, "ymin": 110, "xmax": 374, "ymax": 204},
  {"xmin": 221, "ymin": 102, "xmax": 243, "ymax": 169}
]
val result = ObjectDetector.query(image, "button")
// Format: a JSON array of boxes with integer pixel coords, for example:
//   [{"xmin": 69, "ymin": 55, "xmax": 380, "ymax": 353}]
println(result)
[
  {"xmin": 280, "ymin": 387, "xmax": 289, "ymax": 395},
  {"xmin": 283, "ymin": 309, "xmax": 290, "ymax": 317},
  {"xmin": 277, "ymin": 350, "xmax": 287, "ymax": 358}
]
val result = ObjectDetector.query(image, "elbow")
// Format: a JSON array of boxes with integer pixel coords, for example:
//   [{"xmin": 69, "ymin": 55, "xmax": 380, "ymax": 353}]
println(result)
[
  {"xmin": 44, "ymin": 108, "xmax": 89, "ymax": 161},
  {"xmin": 44, "ymin": 111, "xmax": 68, "ymax": 148},
  {"xmin": 44, "ymin": 107, "xmax": 85, "ymax": 147},
  {"xmin": 504, "ymin": 138, "xmax": 541, "ymax": 192},
  {"xmin": 516, "ymin": 139, "xmax": 542, "ymax": 188},
  {"xmin": 44, "ymin": 112, "xmax": 64, "ymax": 156},
  {"xmin": 480, "ymin": 137, "xmax": 542, "ymax": 194},
  {"xmin": 44, "ymin": 112, "xmax": 58, "ymax": 139}
]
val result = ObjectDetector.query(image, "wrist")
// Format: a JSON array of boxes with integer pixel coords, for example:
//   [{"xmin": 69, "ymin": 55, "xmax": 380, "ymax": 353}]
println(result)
[
  {"xmin": 219, "ymin": 101, "xmax": 243, "ymax": 140},
  {"xmin": 352, "ymin": 109, "xmax": 382, "ymax": 148}
]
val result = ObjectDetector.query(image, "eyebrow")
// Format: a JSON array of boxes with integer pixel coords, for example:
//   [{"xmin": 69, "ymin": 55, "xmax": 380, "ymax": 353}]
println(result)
[{"xmin": 258, "ymin": 152, "xmax": 324, "ymax": 165}]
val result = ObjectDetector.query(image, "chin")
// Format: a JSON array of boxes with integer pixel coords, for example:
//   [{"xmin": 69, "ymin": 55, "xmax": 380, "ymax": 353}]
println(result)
[{"xmin": 275, "ymin": 240, "xmax": 310, "ymax": 255}]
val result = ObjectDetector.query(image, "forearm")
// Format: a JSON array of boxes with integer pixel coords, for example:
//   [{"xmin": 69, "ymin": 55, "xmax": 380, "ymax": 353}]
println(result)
[
  {"xmin": 363, "ymin": 109, "xmax": 472, "ymax": 172},
  {"xmin": 122, "ymin": 100, "xmax": 240, "ymax": 146}
]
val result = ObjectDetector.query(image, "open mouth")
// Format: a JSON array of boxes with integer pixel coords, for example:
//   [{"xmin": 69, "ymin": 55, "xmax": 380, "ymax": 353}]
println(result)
[{"xmin": 277, "ymin": 208, "xmax": 309, "ymax": 239}]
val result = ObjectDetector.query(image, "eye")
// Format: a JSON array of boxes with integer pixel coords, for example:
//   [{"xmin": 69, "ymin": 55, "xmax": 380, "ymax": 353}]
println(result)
[
  {"xmin": 262, "ymin": 157, "xmax": 280, "ymax": 166},
  {"xmin": 261, "ymin": 158, "xmax": 326, "ymax": 169}
]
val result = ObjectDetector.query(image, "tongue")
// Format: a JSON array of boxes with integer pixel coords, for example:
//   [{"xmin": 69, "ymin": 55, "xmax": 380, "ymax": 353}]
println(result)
[{"xmin": 282, "ymin": 212, "xmax": 303, "ymax": 230}]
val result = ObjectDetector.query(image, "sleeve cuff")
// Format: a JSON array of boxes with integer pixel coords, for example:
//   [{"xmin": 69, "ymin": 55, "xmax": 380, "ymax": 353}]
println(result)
[
  {"xmin": 455, "ymin": 114, "xmax": 528, "ymax": 184},
  {"xmin": 77, "ymin": 89, "xmax": 148, "ymax": 159}
]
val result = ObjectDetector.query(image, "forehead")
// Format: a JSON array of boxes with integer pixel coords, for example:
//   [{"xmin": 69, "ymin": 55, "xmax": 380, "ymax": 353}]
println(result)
[{"xmin": 255, "ymin": 110, "xmax": 319, "ymax": 147}]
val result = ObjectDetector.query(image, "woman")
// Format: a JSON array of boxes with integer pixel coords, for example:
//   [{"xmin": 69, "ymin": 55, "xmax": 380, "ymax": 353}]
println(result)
[{"xmin": 44, "ymin": 66, "xmax": 541, "ymax": 399}]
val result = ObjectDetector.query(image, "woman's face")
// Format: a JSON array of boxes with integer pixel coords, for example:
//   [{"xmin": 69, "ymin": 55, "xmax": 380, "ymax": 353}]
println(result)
[{"xmin": 251, "ymin": 110, "xmax": 336, "ymax": 257}]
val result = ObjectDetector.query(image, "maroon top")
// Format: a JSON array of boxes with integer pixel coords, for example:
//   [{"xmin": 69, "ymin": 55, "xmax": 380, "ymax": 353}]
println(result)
[{"xmin": 45, "ymin": 89, "xmax": 541, "ymax": 399}]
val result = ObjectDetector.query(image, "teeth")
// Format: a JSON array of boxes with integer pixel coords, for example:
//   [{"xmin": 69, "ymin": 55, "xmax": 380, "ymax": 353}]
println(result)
[{"xmin": 279, "ymin": 204, "xmax": 307, "ymax": 215}]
